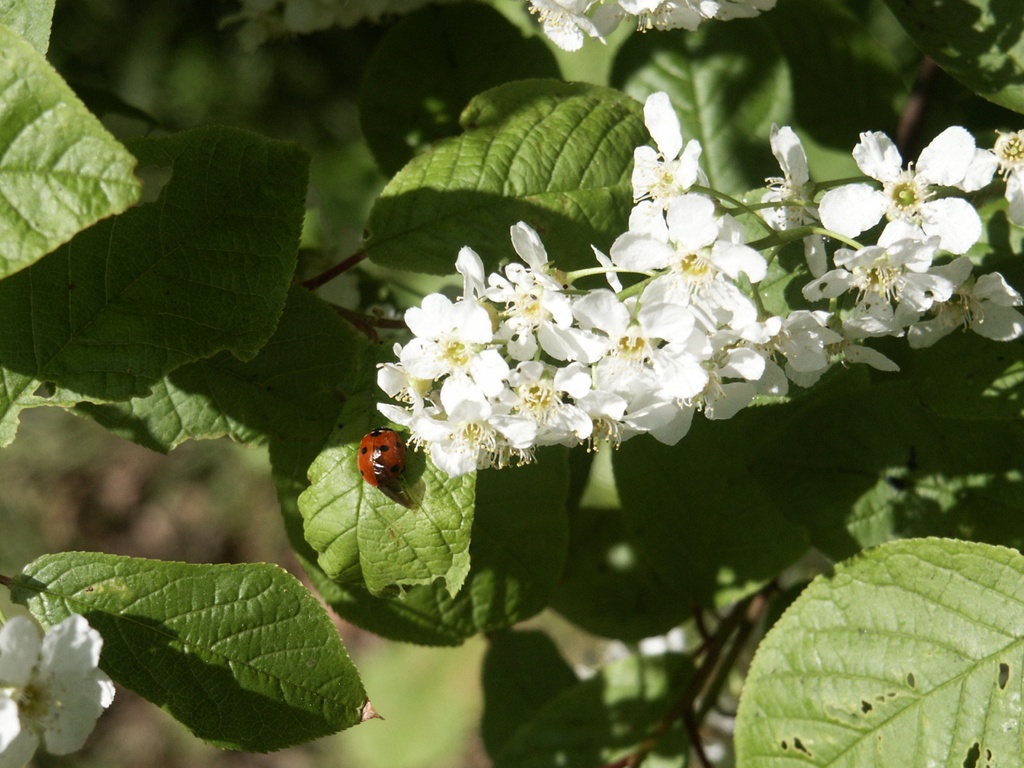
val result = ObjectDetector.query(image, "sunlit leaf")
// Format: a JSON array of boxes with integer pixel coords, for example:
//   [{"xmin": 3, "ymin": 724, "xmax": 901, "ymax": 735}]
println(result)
[{"xmin": 737, "ymin": 538, "xmax": 1024, "ymax": 766}]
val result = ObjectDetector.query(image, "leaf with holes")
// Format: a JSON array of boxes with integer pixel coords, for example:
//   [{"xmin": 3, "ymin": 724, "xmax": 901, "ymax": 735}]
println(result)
[
  {"xmin": 10, "ymin": 552, "xmax": 369, "ymax": 752},
  {"xmin": 363, "ymin": 80, "xmax": 647, "ymax": 275},
  {"xmin": 736, "ymin": 538, "xmax": 1024, "ymax": 766}
]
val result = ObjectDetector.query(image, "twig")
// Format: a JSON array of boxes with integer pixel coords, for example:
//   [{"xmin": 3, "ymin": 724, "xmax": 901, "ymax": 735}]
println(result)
[
  {"xmin": 300, "ymin": 250, "xmax": 369, "ymax": 291},
  {"xmin": 618, "ymin": 583, "xmax": 777, "ymax": 768},
  {"xmin": 897, "ymin": 56, "xmax": 941, "ymax": 161}
]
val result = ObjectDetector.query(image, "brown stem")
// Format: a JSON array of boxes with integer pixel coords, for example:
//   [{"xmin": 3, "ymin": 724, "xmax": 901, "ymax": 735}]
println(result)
[
  {"xmin": 301, "ymin": 250, "xmax": 369, "ymax": 291},
  {"xmin": 897, "ymin": 56, "xmax": 941, "ymax": 161},
  {"xmin": 622, "ymin": 584, "xmax": 776, "ymax": 767},
  {"xmin": 329, "ymin": 304, "xmax": 408, "ymax": 343}
]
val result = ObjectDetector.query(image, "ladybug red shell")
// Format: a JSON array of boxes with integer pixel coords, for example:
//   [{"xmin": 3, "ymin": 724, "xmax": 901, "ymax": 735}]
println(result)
[{"xmin": 358, "ymin": 427, "xmax": 415, "ymax": 508}]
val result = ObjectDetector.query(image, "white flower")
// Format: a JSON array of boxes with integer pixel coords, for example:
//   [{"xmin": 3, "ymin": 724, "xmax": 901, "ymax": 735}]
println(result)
[
  {"xmin": 632, "ymin": 92, "xmax": 707, "ymax": 206},
  {"xmin": 618, "ymin": 0, "xmax": 718, "ymax": 31},
  {"xmin": 487, "ymin": 223, "xmax": 607, "ymax": 363},
  {"xmin": 573, "ymin": 289, "xmax": 709, "ymax": 401},
  {"xmin": 774, "ymin": 310, "xmax": 841, "ymax": 376},
  {"xmin": 455, "ymin": 246, "xmax": 487, "ymax": 300},
  {"xmin": 0, "ymin": 615, "xmax": 114, "ymax": 767},
  {"xmin": 525, "ymin": 0, "xmax": 617, "ymax": 51},
  {"xmin": 993, "ymin": 129, "xmax": 1024, "ymax": 225},
  {"xmin": 764, "ymin": 125, "xmax": 827, "ymax": 277},
  {"xmin": 819, "ymin": 127, "xmax": 995, "ymax": 254},
  {"xmin": 400, "ymin": 293, "xmax": 509, "ymax": 397},
  {"xmin": 502, "ymin": 361, "xmax": 593, "ymax": 445},
  {"xmin": 616, "ymin": 194, "xmax": 766, "ymax": 331},
  {"xmin": 574, "ymin": 387, "xmax": 629, "ymax": 447},
  {"xmin": 802, "ymin": 237, "xmax": 954, "ymax": 336},
  {"xmin": 908, "ymin": 266, "xmax": 1024, "ymax": 348},
  {"xmin": 621, "ymin": 390, "xmax": 696, "ymax": 444},
  {"xmin": 410, "ymin": 378, "xmax": 536, "ymax": 476}
]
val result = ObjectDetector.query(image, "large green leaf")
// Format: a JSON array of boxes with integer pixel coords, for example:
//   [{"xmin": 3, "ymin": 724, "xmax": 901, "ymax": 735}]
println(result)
[
  {"xmin": 550, "ymin": 505, "xmax": 692, "ymax": 641},
  {"xmin": 613, "ymin": 405, "xmax": 811, "ymax": 608},
  {"xmin": 762, "ymin": 0, "xmax": 904, "ymax": 148},
  {"xmin": 0, "ymin": 22, "xmax": 140, "ymax": 276},
  {"xmin": 76, "ymin": 286, "xmax": 366, "ymax": 452},
  {"xmin": 881, "ymin": 0, "xmax": 1024, "ymax": 113},
  {"xmin": 358, "ymin": 3, "xmax": 559, "ymax": 176},
  {"xmin": 10, "ymin": 552, "xmax": 368, "ymax": 752},
  {"xmin": 755, "ymin": 379, "xmax": 1024, "ymax": 560},
  {"xmin": 0, "ymin": 127, "xmax": 307, "ymax": 446},
  {"xmin": 364, "ymin": 80, "xmax": 647, "ymax": 275},
  {"xmin": 736, "ymin": 538, "xmax": 1024, "ymax": 766},
  {"xmin": 300, "ymin": 419, "xmax": 476, "ymax": 597},
  {"xmin": 1, "ymin": 0, "xmax": 55, "ymax": 53}
]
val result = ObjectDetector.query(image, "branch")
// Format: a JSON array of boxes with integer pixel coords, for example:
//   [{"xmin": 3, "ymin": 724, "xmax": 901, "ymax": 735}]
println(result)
[
  {"xmin": 300, "ymin": 250, "xmax": 369, "ymax": 291},
  {"xmin": 897, "ymin": 56, "xmax": 941, "ymax": 161},
  {"xmin": 615, "ymin": 583, "xmax": 777, "ymax": 768}
]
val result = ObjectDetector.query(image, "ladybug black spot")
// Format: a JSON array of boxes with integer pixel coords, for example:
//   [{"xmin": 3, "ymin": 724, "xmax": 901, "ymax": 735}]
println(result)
[
  {"xmin": 360, "ymin": 446, "xmax": 369, "ymax": 454},
  {"xmin": 379, "ymin": 445, "xmax": 391, "ymax": 454},
  {"xmin": 390, "ymin": 463, "xmax": 402, "ymax": 474}
]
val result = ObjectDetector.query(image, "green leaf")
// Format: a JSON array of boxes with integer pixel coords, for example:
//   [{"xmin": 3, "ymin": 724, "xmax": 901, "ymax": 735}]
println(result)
[
  {"xmin": 0, "ymin": 23, "xmax": 140, "ymax": 276},
  {"xmin": 76, "ymin": 286, "xmax": 367, "ymax": 452},
  {"xmin": 280, "ymin": 446, "xmax": 568, "ymax": 645},
  {"xmin": 492, "ymin": 651, "xmax": 693, "ymax": 768},
  {"xmin": 550, "ymin": 505, "xmax": 692, "ymax": 641},
  {"xmin": 1, "ymin": 0, "xmax": 55, "ymax": 53},
  {"xmin": 610, "ymin": 16, "xmax": 791, "ymax": 194},
  {"xmin": 0, "ymin": 127, "xmax": 308, "ymax": 446},
  {"xmin": 736, "ymin": 538, "xmax": 1024, "ymax": 766},
  {"xmin": 298, "ymin": 377, "xmax": 477, "ymax": 597},
  {"xmin": 364, "ymin": 80, "xmax": 647, "ymax": 275},
  {"xmin": 902, "ymin": 323, "xmax": 1024, "ymax": 423},
  {"xmin": 614, "ymin": 408, "xmax": 810, "ymax": 608},
  {"xmin": 881, "ymin": 0, "xmax": 1024, "ymax": 113},
  {"xmin": 10, "ymin": 552, "xmax": 369, "ymax": 752},
  {"xmin": 754, "ymin": 379, "xmax": 1024, "ymax": 560},
  {"xmin": 359, "ymin": 3, "xmax": 559, "ymax": 176},
  {"xmin": 761, "ymin": 0, "xmax": 904, "ymax": 148},
  {"xmin": 481, "ymin": 630, "xmax": 578, "ymax": 757}
]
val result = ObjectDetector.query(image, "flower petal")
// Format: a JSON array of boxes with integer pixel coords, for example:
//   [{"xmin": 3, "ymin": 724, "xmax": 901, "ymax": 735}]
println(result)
[
  {"xmin": 0, "ymin": 618, "xmax": 41, "ymax": 688},
  {"xmin": 643, "ymin": 92, "xmax": 683, "ymax": 161},
  {"xmin": 916, "ymin": 126, "xmax": 976, "ymax": 186},
  {"xmin": 770, "ymin": 125, "xmax": 809, "ymax": 185},
  {"xmin": 819, "ymin": 184, "xmax": 887, "ymax": 237},
  {"xmin": 852, "ymin": 131, "xmax": 902, "ymax": 182}
]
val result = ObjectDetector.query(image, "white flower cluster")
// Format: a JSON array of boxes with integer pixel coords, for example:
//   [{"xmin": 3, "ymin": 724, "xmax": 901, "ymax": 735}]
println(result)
[
  {"xmin": 377, "ymin": 92, "xmax": 1024, "ymax": 478},
  {"xmin": 223, "ymin": 0, "xmax": 775, "ymax": 52},
  {"xmin": 0, "ymin": 615, "xmax": 114, "ymax": 768},
  {"xmin": 527, "ymin": 0, "xmax": 777, "ymax": 51}
]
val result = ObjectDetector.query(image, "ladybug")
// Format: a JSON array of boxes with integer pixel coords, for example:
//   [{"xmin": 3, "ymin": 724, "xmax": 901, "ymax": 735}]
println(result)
[{"xmin": 358, "ymin": 427, "xmax": 415, "ymax": 508}]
